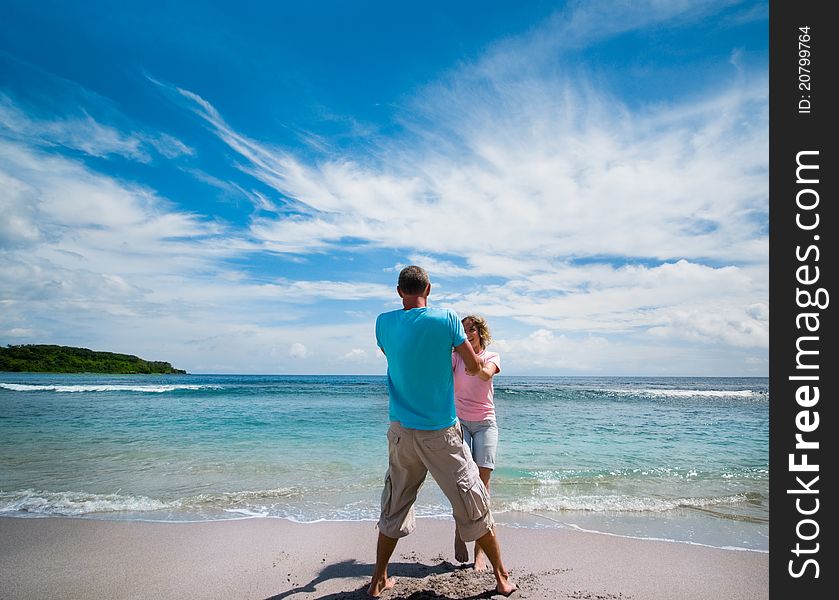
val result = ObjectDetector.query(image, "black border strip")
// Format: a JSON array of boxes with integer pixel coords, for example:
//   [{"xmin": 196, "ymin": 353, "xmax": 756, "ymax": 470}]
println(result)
[{"xmin": 769, "ymin": 1, "xmax": 835, "ymax": 596}]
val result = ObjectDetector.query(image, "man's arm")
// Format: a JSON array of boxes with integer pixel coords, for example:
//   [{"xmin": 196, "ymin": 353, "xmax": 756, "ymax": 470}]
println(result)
[
  {"xmin": 454, "ymin": 341, "xmax": 482, "ymax": 376},
  {"xmin": 476, "ymin": 360, "xmax": 498, "ymax": 382}
]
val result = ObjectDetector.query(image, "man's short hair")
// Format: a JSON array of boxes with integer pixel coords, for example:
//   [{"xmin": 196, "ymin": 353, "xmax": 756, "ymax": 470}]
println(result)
[{"xmin": 398, "ymin": 265, "xmax": 429, "ymax": 295}]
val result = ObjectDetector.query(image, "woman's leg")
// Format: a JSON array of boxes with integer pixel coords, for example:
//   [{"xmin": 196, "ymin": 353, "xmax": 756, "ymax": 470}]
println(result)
[
  {"xmin": 470, "ymin": 420, "xmax": 498, "ymax": 571},
  {"xmin": 472, "ymin": 466, "xmax": 493, "ymax": 570}
]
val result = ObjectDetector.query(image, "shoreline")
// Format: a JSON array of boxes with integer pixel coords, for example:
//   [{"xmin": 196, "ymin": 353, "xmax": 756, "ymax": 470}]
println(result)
[
  {"xmin": 0, "ymin": 511, "xmax": 769, "ymax": 554},
  {"xmin": 0, "ymin": 515, "xmax": 768, "ymax": 600}
]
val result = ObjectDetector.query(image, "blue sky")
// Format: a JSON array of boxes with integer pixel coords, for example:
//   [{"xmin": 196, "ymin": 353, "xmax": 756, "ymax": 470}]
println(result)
[{"xmin": 0, "ymin": 1, "xmax": 768, "ymax": 375}]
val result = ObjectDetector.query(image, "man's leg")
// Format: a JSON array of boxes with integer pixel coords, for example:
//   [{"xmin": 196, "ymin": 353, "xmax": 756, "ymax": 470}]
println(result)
[
  {"xmin": 454, "ymin": 423, "xmax": 473, "ymax": 563},
  {"xmin": 371, "ymin": 423, "xmax": 426, "ymax": 596},
  {"xmin": 454, "ymin": 525, "xmax": 469, "ymax": 563},
  {"xmin": 368, "ymin": 532, "xmax": 398, "ymax": 597},
  {"xmin": 475, "ymin": 527, "xmax": 517, "ymax": 596}
]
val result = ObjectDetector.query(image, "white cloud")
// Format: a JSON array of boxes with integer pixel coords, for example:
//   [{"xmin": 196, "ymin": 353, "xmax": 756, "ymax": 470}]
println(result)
[
  {"xmin": 0, "ymin": 170, "xmax": 42, "ymax": 248},
  {"xmin": 647, "ymin": 303, "xmax": 768, "ymax": 348},
  {"xmin": 444, "ymin": 260, "xmax": 767, "ymax": 348},
  {"xmin": 146, "ymin": 132, "xmax": 194, "ymax": 159},
  {"xmin": 0, "ymin": 94, "xmax": 192, "ymax": 162},
  {"xmin": 0, "ymin": 137, "xmax": 230, "ymax": 273},
  {"xmin": 288, "ymin": 343, "xmax": 309, "ymax": 359},
  {"xmin": 492, "ymin": 330, "xmax": 610, "ymax": 372},
  {"xmin": 1, "ymin": 327, "xmax": 37, "ymax": 337},
  {"xmin": 342, "ymin": 348, "xmax": 368, "ymax": 361}
]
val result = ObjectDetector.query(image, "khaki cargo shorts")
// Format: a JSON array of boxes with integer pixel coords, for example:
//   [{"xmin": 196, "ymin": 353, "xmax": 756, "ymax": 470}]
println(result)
[{"xmin": 377, "ymin": 421, "xmax": 494, "ymax": 542}]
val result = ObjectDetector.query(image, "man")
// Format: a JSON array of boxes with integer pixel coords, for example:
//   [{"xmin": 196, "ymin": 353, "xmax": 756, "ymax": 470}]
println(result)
[{"xmin": 369, "ymin": 265, "xmax": 516, "ymax": 598}]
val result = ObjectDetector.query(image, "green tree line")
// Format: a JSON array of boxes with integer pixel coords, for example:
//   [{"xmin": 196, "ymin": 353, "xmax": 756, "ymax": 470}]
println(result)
[{"xmin": 0, "ymin": 344, "xmax": 187, "ymax": 374}]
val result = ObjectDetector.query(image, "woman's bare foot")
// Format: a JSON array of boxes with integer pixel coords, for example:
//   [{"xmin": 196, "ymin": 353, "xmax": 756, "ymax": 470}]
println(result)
[
  {"xmin": 367, "ymin": 575, "xmax": 396, "ymax": 598},
  {"xmin": 495, "ymin": 580, "xmax": 518, "ymax": 597},
  {"xmin": 454, "ymin": 530, "xmax": 469, "ymax": 563}
]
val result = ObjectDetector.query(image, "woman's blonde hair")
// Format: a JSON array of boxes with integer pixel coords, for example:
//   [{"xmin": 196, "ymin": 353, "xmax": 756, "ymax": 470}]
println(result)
[{"xmin": 462, "ymin": 314, "xmax": 492, "ymax": 349}]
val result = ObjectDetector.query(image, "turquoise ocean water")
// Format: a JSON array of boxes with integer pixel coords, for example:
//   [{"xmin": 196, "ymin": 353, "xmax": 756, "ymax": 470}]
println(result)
[{"xmin": 0, "ymin": 374, "xmax": 768, "ymax": 551}]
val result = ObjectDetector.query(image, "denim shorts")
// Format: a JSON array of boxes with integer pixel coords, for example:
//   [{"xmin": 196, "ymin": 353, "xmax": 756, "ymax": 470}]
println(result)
[{"xmin": 459, "ymin": 418, "xmax": 498, "ymax": 470}]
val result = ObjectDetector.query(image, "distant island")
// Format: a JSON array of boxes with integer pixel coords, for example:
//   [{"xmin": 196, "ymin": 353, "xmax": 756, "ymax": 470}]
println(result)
[{"xmin": 0, "ymin": 344, "xmax": 187, "ymax": 374}]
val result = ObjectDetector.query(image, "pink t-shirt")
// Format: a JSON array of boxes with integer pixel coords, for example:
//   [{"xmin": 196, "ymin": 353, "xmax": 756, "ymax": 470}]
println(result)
[{"xmin": 452, "ymin": 349, "xmax": 501, "ymax": 421}]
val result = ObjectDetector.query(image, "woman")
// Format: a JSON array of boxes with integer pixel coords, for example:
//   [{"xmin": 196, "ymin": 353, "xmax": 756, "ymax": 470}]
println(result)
[{"xmin": 452, "ymin": 314, "xmax": 500, "ymax": 571}]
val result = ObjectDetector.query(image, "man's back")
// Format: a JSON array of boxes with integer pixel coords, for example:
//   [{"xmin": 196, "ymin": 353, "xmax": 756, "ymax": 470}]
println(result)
[{"xmin": 375, "ymin": 306, "xmax": 466, "ymax": 430}]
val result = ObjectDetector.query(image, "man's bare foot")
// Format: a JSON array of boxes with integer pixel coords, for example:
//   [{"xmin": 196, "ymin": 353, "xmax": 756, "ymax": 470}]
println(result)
[
  {"xmin": 367, "ymin": 575, "xmax": 396, "ymax": 598},
  {"xmin": 473, "ymin": 542, "xmax": 488, "ymax": 571},
  {"xmin": 454, "ymin": 531, "xmax": 469, "ymax": 563}
]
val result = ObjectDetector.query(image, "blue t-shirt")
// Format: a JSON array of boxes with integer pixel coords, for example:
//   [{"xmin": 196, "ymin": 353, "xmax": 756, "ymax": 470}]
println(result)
[{"xmin": 375, "ymin": 307, "xmax": 467, "ymax": 430}]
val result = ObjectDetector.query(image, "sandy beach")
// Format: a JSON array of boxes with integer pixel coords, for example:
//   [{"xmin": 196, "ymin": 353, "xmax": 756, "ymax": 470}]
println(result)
[{"xmin": 0, "ymin": 516, "xmax": 767, "ymax": 600}]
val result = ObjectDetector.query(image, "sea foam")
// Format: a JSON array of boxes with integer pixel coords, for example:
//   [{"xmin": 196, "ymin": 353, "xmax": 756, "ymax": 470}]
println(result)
[
  {"xmin": 0, "ymin": 383, "xmax": 219, "ymax": 393},
  {"xmin": 0, "ymin": 490, "xmax": 174, "ymax": 516}
]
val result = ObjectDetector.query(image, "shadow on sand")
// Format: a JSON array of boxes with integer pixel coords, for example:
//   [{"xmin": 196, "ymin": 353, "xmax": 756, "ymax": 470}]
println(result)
[{"xmin": 263, "ymin": 559, "xmax": 502, "ymax": 600}]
